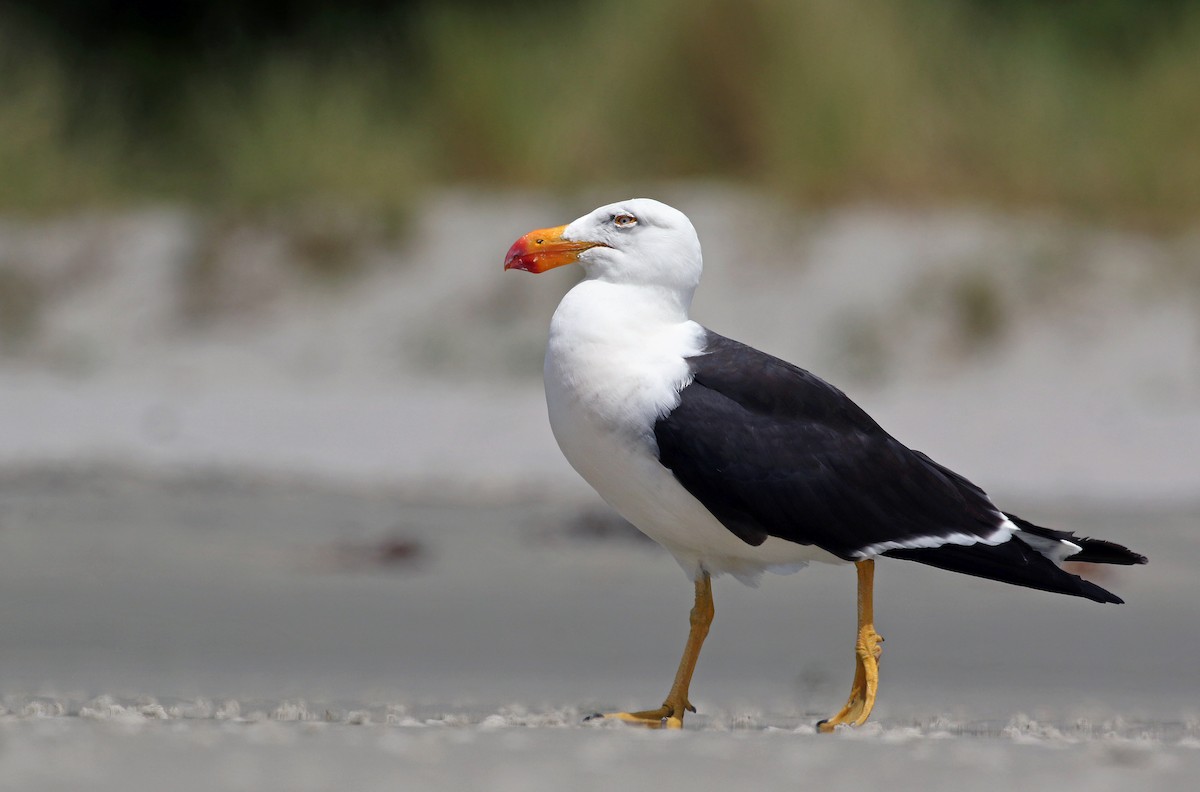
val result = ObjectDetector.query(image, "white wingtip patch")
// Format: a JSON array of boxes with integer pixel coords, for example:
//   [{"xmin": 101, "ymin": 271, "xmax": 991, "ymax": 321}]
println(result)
[{"xmin": 1011, "ymin": 528, "xmax": 1083, "ymax": 564}]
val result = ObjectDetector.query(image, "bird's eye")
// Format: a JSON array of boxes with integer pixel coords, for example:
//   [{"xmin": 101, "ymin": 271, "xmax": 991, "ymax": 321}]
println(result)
[{"xmin": 613, "ymin": 213, "xmax": 638, "ymax": 228}]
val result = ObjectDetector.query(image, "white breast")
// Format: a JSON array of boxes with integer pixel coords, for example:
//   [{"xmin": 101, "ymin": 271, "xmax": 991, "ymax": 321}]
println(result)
[{"xmin": 543, "ymin": 280, "xmax": 841, "ymax": 582}]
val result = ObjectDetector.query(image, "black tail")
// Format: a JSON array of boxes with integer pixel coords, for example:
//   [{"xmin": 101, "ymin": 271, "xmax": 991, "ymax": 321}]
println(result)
[
  {"xmin": 1066, "ymin": 537, "xmax": 1148, "ymax": 565},
  {"xmin": 1004, "ymin": 513, "xmax": 1148, "ymax": 566},
  {"xmin": 883, "ymin": 515, "xmax": 1146, "ymax": 604}
]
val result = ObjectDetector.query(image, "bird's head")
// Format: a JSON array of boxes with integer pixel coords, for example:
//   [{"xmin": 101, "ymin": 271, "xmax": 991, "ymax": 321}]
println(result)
[{"xmin": 504, "ymin": 199, "xmax": 702, "ymax": 293}]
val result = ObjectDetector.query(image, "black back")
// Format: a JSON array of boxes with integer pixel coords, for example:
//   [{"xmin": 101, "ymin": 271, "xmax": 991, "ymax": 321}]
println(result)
[{"xmin": 654, "ymin": 332, "xmax": 1005, "ymax": 561}]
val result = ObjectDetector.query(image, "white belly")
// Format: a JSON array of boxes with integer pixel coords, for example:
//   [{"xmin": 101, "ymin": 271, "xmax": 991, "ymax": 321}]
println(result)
[{"xmin": 549, "ymin": 398, "xmax": 840, "ymax": 581}]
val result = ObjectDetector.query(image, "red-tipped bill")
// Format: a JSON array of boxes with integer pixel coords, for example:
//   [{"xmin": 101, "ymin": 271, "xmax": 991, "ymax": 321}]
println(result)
[{"xmin": 504, "ymin": 225, "xmax": 607, "ymax": 273}]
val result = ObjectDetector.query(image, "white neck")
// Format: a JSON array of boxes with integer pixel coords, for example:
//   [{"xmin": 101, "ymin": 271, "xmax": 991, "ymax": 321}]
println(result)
[
  {"xmin": 556, "ymin": 278, "xmax": 695, "ymax": 340},
  {"xmin": 544, "ymin": 278, "xmax": 706, "ymax": 436}
]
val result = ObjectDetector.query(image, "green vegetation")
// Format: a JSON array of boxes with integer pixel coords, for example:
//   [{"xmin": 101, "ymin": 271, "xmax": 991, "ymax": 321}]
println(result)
[{"xmin": 1, "ymin": 0, "xmax": 1198, "ymax": 226}]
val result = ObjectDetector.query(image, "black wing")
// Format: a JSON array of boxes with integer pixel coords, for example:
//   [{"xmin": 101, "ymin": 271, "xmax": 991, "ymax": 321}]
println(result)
[
  {"xmin": 654, "ymin": 332, "xmax": 1008, "ymax": 561},
  {"xmin": 655, "ymin": 332, "xmax": 1143, "ymax": 602}
]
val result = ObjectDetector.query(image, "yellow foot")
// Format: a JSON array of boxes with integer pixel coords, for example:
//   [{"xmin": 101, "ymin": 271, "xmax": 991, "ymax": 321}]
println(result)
[
  {"xmin": 817, "ymin": 625, "xmax": 883, "ymax": 733},
  {"xmin": 585, "ymin": 699, "xmax": 695, "ymax": 729}
]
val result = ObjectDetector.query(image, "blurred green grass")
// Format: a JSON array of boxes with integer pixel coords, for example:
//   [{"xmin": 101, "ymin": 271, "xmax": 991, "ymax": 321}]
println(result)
[{"xmin": 1, "ymin": 0, "xmax": 1198, "ymax": 226}]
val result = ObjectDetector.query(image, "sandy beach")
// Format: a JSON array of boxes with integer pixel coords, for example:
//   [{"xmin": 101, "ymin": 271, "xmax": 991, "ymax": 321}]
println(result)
[{"xmin": 0, "ymin": 470, "xmax": 1195, "ymax": 790}]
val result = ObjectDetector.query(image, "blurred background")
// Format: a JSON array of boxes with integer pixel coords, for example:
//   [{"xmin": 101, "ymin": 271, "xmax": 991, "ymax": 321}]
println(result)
[
  {"xmin": 2, "ymin": 0, "xmax": 1199, "ymax": 219},
  {"xmin": 0, "ymin": 2, "xmax": 1198, "ymax": 781},
  {"xmin": 0, "ymin": 0, "xmax": 1197, "ymax": 496}
]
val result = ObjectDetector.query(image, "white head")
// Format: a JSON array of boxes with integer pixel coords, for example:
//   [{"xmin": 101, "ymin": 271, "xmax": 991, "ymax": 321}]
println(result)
[{"xmin": 504, "ymin": 199, "xmax": 703, "ymax": 296}]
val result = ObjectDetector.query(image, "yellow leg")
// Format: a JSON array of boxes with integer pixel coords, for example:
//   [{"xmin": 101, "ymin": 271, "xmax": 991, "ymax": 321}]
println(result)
[
  {"xmin": 818, "ymin": 559, "xmax": 883, "ymax": 732},
  {"xmin": 588, "ymin": 571, "xmax": 714, "ymax": 729}
]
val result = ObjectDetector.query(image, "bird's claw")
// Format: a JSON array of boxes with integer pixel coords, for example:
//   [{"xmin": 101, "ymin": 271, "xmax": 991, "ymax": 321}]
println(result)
[{"xmin": 584, "ymin": 701, "xmax": 689, "ymax": 729}]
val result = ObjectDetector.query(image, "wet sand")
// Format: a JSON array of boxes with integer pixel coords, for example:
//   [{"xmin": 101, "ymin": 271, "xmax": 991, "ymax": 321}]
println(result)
[{"xmin": 0, "ymin": 470, "xmax": 1196, "ymax": 790}]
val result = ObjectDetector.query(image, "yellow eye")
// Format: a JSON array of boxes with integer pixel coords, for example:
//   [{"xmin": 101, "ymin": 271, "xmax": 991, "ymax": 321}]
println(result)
[{"xmin": 613, "ymin": 213, "xmax": 638, "ymax": 228}]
